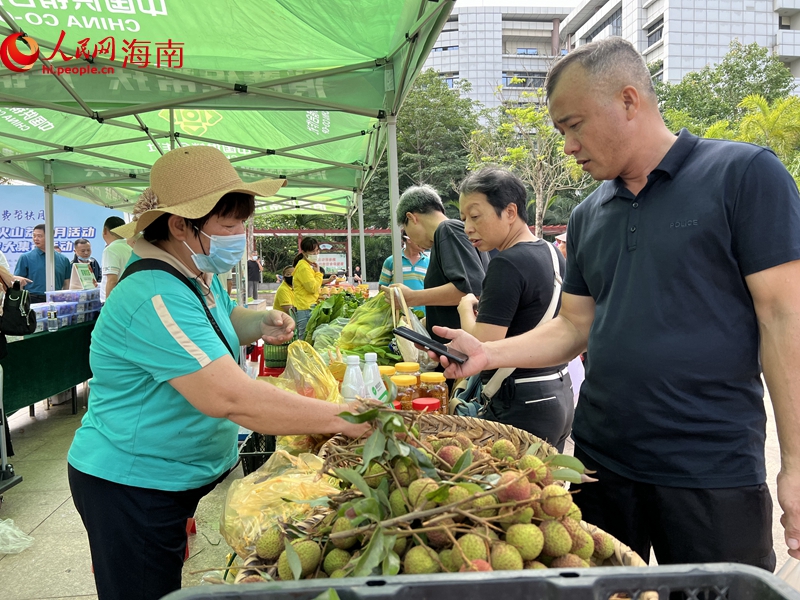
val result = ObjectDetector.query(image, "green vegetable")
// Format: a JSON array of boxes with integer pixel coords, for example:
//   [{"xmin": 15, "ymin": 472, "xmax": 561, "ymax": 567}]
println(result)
[
  {"xmin": 338, "ymin": 292, "xmax": 394, "ymax": 350},
  {"xmin": 304, "ymin": 292, "xmax": 364, "ymax": 343}
]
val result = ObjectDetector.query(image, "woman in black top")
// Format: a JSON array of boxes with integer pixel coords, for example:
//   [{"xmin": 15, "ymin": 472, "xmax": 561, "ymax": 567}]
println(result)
[{"xmin": 457, "ymin": 167, "xmax": 574, "ymax": 451}]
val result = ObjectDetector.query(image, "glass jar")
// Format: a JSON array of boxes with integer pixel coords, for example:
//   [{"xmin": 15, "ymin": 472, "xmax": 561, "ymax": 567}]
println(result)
[
  {"xmin": 419, "ymin": 372, "xmax": 447, "ymax": 414},
  {"xmin": 412, "ymin": 397, "xmax": 441, "ymax": 415},
  {"xmin": 395, "ymin": 361, "xmax": 420, "ymax": 384},
  {"xmin": 390, "ymin": 375, "xmax": 419, "ymax": 411}
]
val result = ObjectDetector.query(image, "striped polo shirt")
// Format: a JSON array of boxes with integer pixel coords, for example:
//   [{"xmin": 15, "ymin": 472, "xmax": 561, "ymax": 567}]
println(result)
[{"xmin": 379, "ymin": 252, "xmax": 429, "ymax": 313}]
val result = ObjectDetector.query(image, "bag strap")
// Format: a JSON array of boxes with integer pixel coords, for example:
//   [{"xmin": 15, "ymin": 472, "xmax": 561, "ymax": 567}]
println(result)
[
  {"xmin": 118, "ymin": 258, "xmax": 236, "ymax": 360},
  {"xmin": 482, "ymin": 242, "xmax": 564, "ymax": 399}
]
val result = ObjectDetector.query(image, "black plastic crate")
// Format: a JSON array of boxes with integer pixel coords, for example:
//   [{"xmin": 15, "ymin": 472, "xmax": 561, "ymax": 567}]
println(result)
[
  {"xmin": 162, "ymin": 563, "xmax": 800, "ymax": 600},
  {"xmin": 239, "ymin": 432, "xmax": 275, "ymax": 476}
]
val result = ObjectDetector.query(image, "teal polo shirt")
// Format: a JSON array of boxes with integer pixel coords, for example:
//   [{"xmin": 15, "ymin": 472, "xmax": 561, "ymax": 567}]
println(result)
[
  {"xmin": 14, "ymin": 247, "xmax": 72, "ymax": 293},
  {"xmin": 68, "ymin": 255, "xmax": 240, "ymax": 492},
  {"xmin": 379, "ymin": 252, "xmax": 429, "ymax": 313}
]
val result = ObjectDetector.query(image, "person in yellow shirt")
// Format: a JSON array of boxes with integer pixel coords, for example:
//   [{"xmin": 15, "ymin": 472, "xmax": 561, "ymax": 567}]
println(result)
[
  {"xmin": 292, "ymin": 237, "xmax": 323, "ymax": 339},
  {"xmin": 272, "ymin": 266, "xmax": 295, "ymax": 313}
]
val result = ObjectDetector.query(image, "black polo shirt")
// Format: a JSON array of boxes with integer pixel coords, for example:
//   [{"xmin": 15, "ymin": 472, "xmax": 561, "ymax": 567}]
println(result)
[{"xmin": 564, "ymin": 129, "xmax": 800, "ymax": 488}]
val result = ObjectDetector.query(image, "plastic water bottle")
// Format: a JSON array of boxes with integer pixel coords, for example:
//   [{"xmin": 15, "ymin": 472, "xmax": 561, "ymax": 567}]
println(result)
[
  {"xmin": 362, "ymin": 352, "xmax": 388, "ymax": 402},
  {"xmin": 341, "ymin": 355, "xmax": 367, "ymax": 403},
  {"xmin": 47, "ymin": 303, "xmax": 58, "ymax": 332}
]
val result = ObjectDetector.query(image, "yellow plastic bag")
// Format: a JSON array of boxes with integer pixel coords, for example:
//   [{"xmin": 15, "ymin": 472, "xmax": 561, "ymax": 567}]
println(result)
[
  {"xmin": 264, "ymin": 341, "xmax": 344, "ymax": 454},
  {"xmin": 220, "ymin": 451, "xmax": 340, "ymax": 557}
]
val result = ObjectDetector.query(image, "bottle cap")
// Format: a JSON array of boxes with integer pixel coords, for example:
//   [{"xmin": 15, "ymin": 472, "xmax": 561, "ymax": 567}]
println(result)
[
  {"xmin": 379, "ymin": 366, "xmax": 396, "ymax": 376},
  {"xmin": 346, "ymin": 355, "xmax": 361, "ymax": 365},
  {"xmin": 420, "ymin": 372, "xmax": 446, "ymax": 383},
  {"xmin": 390, "ymin": 375, "xmax": 417, "ymax": 386},
  {"xmin": 392, "ymin": 400, "xmax": 402, "ymax": 410},
  {"xmin": 412, "ymin": 397, "xmax": 441, "ymax": 412},
  {"xmin": 395, "ymin": 362, "xmax": 420, "ymax": 373},
  {"xmin": 364, "ymin": 352, "xmax": 378, "ymax": 362}
]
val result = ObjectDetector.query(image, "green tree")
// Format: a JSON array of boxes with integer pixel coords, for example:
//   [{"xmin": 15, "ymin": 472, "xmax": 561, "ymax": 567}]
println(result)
[
  {"xmin": 466, "ymin": 87, "xmax": 593, "ymax": 236},
  {"xmin": 657, "ymin": 40, "xmax": 794, "ymax": 130},
  {"xmin": 736, "ymin": 94, "xmax": 800, "ymax": 161}
]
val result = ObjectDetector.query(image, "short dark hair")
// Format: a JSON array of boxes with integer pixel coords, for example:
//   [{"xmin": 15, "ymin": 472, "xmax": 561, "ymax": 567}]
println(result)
[
  {"xmin": 300, "ymin": 237, "xmax": 319, "ymax": 253},
  {"xmin": 33, "ymin": 223, "xmax": 45, "ymax": 233},
  {"xmin": 396, "ymin": 185, "xmax": 445, "ymax": 226},
  {"xmin": 142, "ymin": 192, "xmax": 254, "ymax": 243},
  {"xmin": 459, "ymin": 167, "xmax": 529, "ymax": 224},
  {"xmin": 74, "ymin": 238, "xmax": 90, "ymax": 246},
  {"xmin": 545, "ymin": 37, "xmax": 656, "ymax": 102},
  {"xmin": 103, "ymin": 216, "xmax": 125, "ymax": 232}
]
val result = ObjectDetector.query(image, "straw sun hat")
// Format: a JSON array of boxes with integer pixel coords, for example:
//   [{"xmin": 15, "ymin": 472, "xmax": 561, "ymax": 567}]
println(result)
[{"xmin": 114, "ymin": 145, "xmax": 286, "ymax": 238}]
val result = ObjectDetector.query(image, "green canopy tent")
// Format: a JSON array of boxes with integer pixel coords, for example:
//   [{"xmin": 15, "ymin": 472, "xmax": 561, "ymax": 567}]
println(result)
[{"xmin": 0, "ymin": 0, "xmax": 455, "ymax": 289}]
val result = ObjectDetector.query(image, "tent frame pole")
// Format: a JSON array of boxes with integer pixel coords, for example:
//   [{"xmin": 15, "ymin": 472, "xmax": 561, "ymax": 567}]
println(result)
[
  {"xmin": 347, "ymin": 208, "xmax": 353, "ymax": 285},
  {"xmin": 357, "ymin": 191, "xmax": 367, "ymax": 283},
  {"xmin": 387, "ymin": 116, "xmax": 403, "ymax": 285},
  {"xmin": 43, "ymin": 161, "xmax": 55, "ymax": 292}
]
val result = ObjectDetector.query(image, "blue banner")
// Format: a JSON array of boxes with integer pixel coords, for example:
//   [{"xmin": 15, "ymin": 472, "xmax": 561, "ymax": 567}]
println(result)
[{"xmin": 0, "ymin": 186, "xmax": 123, "ymax": 273}]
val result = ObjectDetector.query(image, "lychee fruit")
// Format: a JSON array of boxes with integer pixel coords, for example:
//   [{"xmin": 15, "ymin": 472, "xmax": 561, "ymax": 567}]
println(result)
[
  {"xmin": 539, "ymin": 519, "xmax": 572, "ymax": 557},
  {"xmin": 364, "ymin": 462, "xmax": 387, "ymax": 488},
  {"xmin": 438, "ymin": 445, "xmax": 464, "ymax": 469},
  {"xmin": 403, "ymin": 545, "xmax": 440, "ymax": 574},
  {"xmin": 592, "ymin": 530, "xmax": 615, "ymax": 561},
  {"xmin": 565, "ymin": 502, "xmax": 582, "ymax": 522},
  {"xmin": 408, "ymin": 477, "xmax": 438, "ymax": 510},
  {"xmin": 517, "ymin": 454, "xmax": 548, "ymax": 483},
  {"xmin": 439, "ymin": 548, "xmax": 457, "ymax": 572},
  {"xmin": 455, "ymin": 433, "xmax": 473, "ymax": 450},
  {"xmin": 496, "ymin": 470, "xmax": 532, "ymax": 503},
  {"xmin": 393, "ymin": 457, "xmax": 419, "ymax": 487},
  {"xmin": 470, "ymin": 493, "xmax": 498, "ymax": 518},
  {"xmin": 570, "ymin": 526, "xmax": 594, "ymax": 560},
  {"xmin": 447, "ymin": 485, "xmax": 472, "ymax": 508},
  {"xmin": 277, "ymin": 540, "xmax": 321, "ymax": 580},
  {"xmin": 329, "ymin": 568, "xmax": 347, "ymax": 578},
  {"xmin": 451, "ymin": 533, "xmax": 488, "ymax": 570},
  {"xmin": 490, "ymin": 541, "xmax": 524, "ymax": 571},
  {"xmin": 331, "ymin": 517, "xmax": 358, "ymax": 550},
  {"xmin": 540, "ymin": 484, "xmax": 572, "ymax": 518},
  {"xmin": 491, "ymin": 439, "xmax": 517, "ymax": 461},
  {"xmin": 524, "ymin": 560, "xmax": 548, "ymax": 569},
  {"xmin": 323, "ymin": 548, "xmax": 351, "ymax": 575},
  {"xmin": 498, "ymin": 505, "xmax": 534, "ymax": 530},
  {"xmin": 551, "ymin": 553, "xmax": 590, "ymax": 568},
  {"xmin": 255, "ymin": 527, "xmax": 284, "ymax": 560},
  {"xmin": 393, "ymin": 535, "xmax": 407, "ymax": 556},
  {"xmin": 389, "ymin": 487, "xmax": 409, "ymax": 517},
  {"xmin": 426, "ymin": 518, "xmax": 455, "ymax": 549},
  {"xmin": 460, "ymin": 558, "xmax": 493, "ymax": 572},
  {"xmin": 442, "ymin": 438, "xmax": 463, "ymax": 449},
  {"xmin": 505, "ymin": 523, "xmax": 545, "ymax": 561}
]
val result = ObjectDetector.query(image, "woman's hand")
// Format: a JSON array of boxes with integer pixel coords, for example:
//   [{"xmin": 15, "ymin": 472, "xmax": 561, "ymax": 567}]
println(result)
[
  {"xmin": 458, "ymin": 293, "xmax": 479, "ymax": 317},
  {"xmin": 260, "ymin": 310, "xmax": 295, "ymax": 344}
]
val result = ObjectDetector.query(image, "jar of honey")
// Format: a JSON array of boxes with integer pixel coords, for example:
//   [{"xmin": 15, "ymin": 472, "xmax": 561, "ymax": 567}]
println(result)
[
  {"xmin": 379, "ymin": 366, "xmax": 397, "ymax": 404},
  {"xmin": 395, "ymin": 362, "xmax": 420, "ymax": 384},
  {"xmin": 419, "ymin": 372, "xmax": 447, "ymax": 414},
  {"xmin": 412, "ymin": 397, "xmax": 441, "ymax": 414},
  {"xmin": 390, "ymin": 375, "xmax": 419, "ymax": 410}
]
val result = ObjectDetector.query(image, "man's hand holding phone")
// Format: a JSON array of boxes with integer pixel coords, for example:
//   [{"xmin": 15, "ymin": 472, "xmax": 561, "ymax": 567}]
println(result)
[{"xmin": 426, "ymin": 326, "xmax": 490, "ymax": 379}]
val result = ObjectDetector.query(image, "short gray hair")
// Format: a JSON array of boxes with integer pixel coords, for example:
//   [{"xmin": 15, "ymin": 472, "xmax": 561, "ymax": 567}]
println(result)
[
  {"xmin": 396, "ymin": 184, "xmax": 445, "ymax": 226},
  {"xmin": 545, "ymin": 37, "xmax": 655, "ymax": 102}
]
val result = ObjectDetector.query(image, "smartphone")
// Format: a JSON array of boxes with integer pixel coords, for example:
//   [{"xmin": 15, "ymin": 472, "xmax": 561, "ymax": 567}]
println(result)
[{"xmin": 392, "ymin": 327, "xmax": 469, "ymax": 365}]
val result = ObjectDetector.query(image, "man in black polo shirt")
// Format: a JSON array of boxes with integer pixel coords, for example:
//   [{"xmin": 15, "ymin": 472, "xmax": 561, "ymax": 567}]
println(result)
[
  {"xmin": 429, "ymin": 37, "xmax": 800, "ymax": 570},
  {"xmin": 391, "ymin": 184, "xmax": 488, "ymax": 344}
]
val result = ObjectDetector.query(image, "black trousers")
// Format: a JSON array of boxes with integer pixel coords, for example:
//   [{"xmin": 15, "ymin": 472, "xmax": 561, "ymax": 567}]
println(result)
[
  {"xmin": 29, "ymin": 292, "xmax": 45, "ymax": 304},
  {"xmin": 485, "ymin": 371, "xmax": 574, "ymax": 452},
  {"xmin": 572, "ymin": 445, "xmax": 776, "ymax": 571},
  {"xmin": 68, "ymin": 464, "xmax": 230, "ymax": 600}
]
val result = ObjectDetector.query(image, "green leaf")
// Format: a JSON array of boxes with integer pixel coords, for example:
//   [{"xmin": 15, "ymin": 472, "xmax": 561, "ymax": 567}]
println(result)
[
  {"xmin": 361, "ymin": 429, "xmax": 387, "ymax": 468},
  {"xmin": 545, "ymin": 454, "xmax": 586, "ymax": 473},
  {"xmin": 349, "ymin": 497, "xmax": 383, "ymax": 523},
  {"xmin": 281, "ymin": 496, "xmax": 330, "ymax": 508},
  {"xmin": 378, "ymin": 412, "xmax": 405, "ymax": 433},
  {"xmin": 382, "ymin": 549, "xmax": 401, "ymax": 576},
  {"xmin": 333, "ymin": 468, "xmax": 373, "ymax": 498},
  {"xmin": 283, "ymin": 539, "xmax": 302, "ymax": 581},
  {"xmin": 352, "ymin": 527, "xmax": 386, "ymax": 577},
  {"xmin": 456, "ymin": 482, "xmax": 484, "ymax": 495},
  {"xmin": 407, "ymin": 445, "xmax": 439, "ymax": 480},
  {"xmin": 525, "ymin": 442, "xmax": 543, "ymax": 456},
  {"xmin": 484, "ymin": 473, "xmax": 501, "ymax": 487},
  {"xmin": 426, "ymin": 484, "xmax": 453, "ymax": 504},
  {"xmin": 452, "ymin": 448, "xmax": 473, "ymax": 473},
  {"xmin": 386, "ymin": 438, "xmax": 410, "ymax": 459},
  {"xmin": 550, "ymin": 468, "xmax": 583, "ymax": 484},
  {"xmin": 337, "ymin": 408, "xmax": 380, "ymax": 424}
]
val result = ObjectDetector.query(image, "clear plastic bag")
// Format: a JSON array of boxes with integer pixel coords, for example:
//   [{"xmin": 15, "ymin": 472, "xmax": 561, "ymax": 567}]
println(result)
[
  {"xmin": 387, "ymin": 286, "xmax": 439, "ymax": 371},
  {"xmin": 0, "ymin": 518, "xmax": 33, "ymax": 554},
  {"xmin": 778, "ymin": 556, "xmax": 800, "ymax": 591}
]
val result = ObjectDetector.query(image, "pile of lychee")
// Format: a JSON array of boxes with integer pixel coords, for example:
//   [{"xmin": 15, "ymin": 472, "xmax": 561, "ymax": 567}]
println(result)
[{"xmin": 249, "ymin": 435, "xmax": 616, "ymax": 580}]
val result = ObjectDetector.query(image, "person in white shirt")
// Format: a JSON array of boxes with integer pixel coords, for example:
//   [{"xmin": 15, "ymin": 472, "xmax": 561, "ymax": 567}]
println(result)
[{"xmin": 100, "ymin": 216, "xmax": 133, "ymax": 302}]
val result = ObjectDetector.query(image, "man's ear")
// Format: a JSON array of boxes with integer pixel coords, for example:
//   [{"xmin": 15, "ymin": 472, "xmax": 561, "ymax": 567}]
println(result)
[{"xmin": 406, "ymin": 212, "xmax": 417, "ymax": 225}]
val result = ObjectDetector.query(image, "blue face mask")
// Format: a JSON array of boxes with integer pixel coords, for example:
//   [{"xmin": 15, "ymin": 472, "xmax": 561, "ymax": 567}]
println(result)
[{"xmin": 184, "ymin": 229, "xmax": 246, "ymax": 274}]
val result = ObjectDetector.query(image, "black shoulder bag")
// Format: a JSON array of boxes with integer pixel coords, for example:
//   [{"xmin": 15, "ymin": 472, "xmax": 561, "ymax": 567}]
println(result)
[
  {"xmin": 118, "ymin": 259, "xmax": 236, "ymax": 359},
  {"xmin": 0, "ymin": 281, "xmax": 37, "ymax": 336}
]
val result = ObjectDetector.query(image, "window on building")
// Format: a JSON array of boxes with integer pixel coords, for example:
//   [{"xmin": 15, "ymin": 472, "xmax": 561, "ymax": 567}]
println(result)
[
  {"xmin": 440, "ymin": 72, "xmax": 460, "ymax": 88},
  {"xmin": 586, "ymin": 8, "xmax": 622, "ymax": 43},
  {"xmin": 647, "ymin": 18, "xmax": 664, "ymax": 47},
  {"xmin": 516, "ymin": 48, "xmax": 539, "ymax": 55},
  {"xmin": 431, "ymin": 45, "xmax": 459, "ymax": 54},
  {"xmin": 502, "ymin": 71, "xmax": 547, "ymax": 88},
  {"xmin": 561, "ymin": 49, "xmax": 568, "ymax": 56},
  {"xmin": 780, "ymin": 16, "xmax": 791, "ymax": 31}
]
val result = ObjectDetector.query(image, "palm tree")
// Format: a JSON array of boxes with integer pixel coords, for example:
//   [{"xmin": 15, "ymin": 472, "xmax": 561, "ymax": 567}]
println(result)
[{"xmin": 736, "ymin": 94, "xmax": 800, "ymax": 161}]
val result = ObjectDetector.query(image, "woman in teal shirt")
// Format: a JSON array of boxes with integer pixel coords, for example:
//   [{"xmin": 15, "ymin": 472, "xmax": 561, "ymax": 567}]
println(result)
[{"xmin": 67, "ymin": 147, "xmax": 368, "ymax": 600}]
